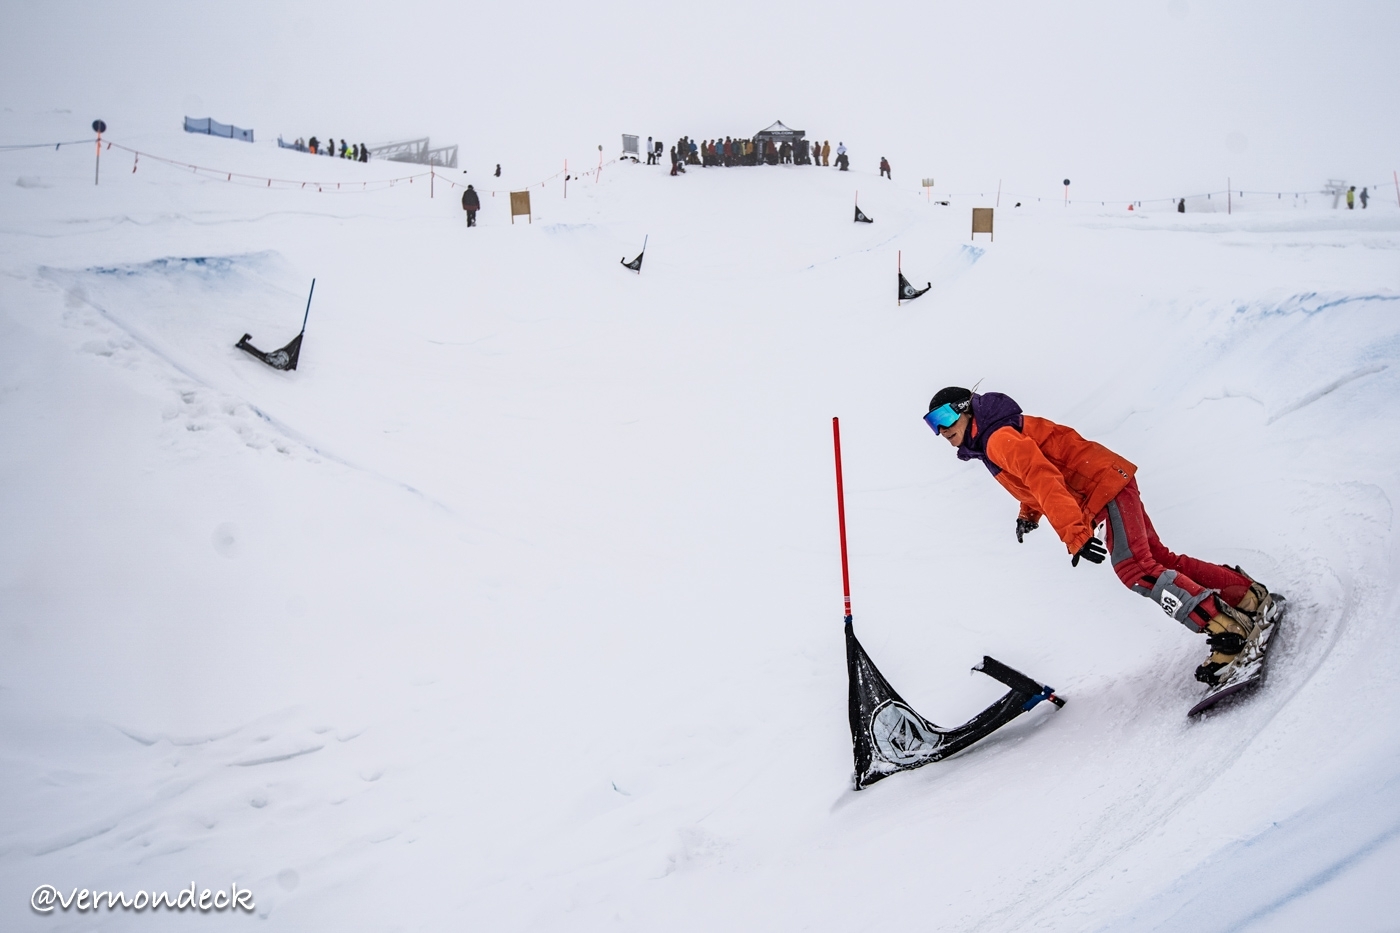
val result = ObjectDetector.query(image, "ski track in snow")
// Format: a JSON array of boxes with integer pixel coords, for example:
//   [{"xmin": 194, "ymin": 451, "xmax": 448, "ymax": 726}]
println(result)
[{"xmin": 37, "ymin": 261, "xmax": 471, "ymax": 525}]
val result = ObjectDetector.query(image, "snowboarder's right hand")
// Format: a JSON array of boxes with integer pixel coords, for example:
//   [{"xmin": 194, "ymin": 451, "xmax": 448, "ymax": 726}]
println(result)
[
  {"xmin": 1071, "ymin": 536, "xmax": 1107, "ymax": 567},
  {"xmin": 1015, "ymin": 518, "xmax": 1038, "ymax": 543}
]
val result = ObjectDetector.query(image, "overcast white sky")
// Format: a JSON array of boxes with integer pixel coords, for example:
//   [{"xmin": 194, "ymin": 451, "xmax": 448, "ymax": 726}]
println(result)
[{"xmin": 2, "ymin": 0, "xmax": 1396, "ymax": 198}]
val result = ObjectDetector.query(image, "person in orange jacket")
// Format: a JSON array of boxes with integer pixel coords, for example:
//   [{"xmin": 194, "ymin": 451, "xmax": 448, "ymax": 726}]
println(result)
[{"xmin": 925, "ymin": 386, "xmax": 1274, "ymax": 684}]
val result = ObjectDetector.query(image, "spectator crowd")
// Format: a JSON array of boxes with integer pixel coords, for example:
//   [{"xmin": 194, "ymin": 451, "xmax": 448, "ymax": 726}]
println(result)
[
  {"xmin": 278, "ymin": 136, "xmax": 371, "ymax": 162},
  {"xmin": 648, "ymin": 135, "xmax": 853, "ymax": 175}
]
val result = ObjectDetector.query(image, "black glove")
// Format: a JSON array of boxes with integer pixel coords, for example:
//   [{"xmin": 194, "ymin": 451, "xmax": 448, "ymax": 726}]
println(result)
[
  {"xmin": 1071, "ymin": 536, "xmax": 1107, "ymax": 567},
  {"xmin": 1015, "ymin": 518, "xmax": 1038, "ymax": 543}
]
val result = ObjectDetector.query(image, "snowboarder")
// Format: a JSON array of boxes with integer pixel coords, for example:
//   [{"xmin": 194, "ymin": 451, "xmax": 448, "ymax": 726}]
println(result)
[
  {"xmin": 879, "ymin": 157, "xmax": 891, "ymax": 179},
  {"xmin": 495, "ymin": 164, "xmax": 501, "ymax": 177},
  {"xmin": 1177, "ymin": 197, "xmax": 1185, "ymax": 213},
  {"xmin": 1360, "ymin": 187, "xmax": 1369, "ymax": 209},
  {"xmin": 461, "ymin": 184, "xmax": 480, "ymax": 226},
  {"xmin": 646, "ymin": 137, "xmax": 654, "ymax": 165},
  {"xmin": 821, "ymin": 140, "xmax": 831, "ymax": 166},
  {"xmin": 924, "ymin": 386, "xmax": 1275, "ymax": 685},
  {"xmin": 1347, "ymin": 186, "xmax": 1355, "ymax": 209},
  {"xmin": 360, "ymin": 142, "xmax": 369, "ymax": 163},
  {"xmin": 836, "ymin": 142, "xmax": 849, "ymax": 171}
]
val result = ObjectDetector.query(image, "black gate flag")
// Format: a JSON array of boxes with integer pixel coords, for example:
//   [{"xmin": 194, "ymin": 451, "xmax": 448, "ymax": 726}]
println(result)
[
  {"xmin": 236, "ymin": 278, "xmax": 315, "ymax": 371},
  {"xmin": 898, "ymin": 271, "xmax": 931, "ymax": 302},
  {"xmin": 832, "ymin": 416, "xmax": 1064, "ymax": 790},
  {"xmin": 854, "ymin": 191, "xmax": 874, "ymax": 223},
  {"xmin": 847, "ymin": 625, "xmax": 1063, "ymax": 788},
  {"xmin": 621, "ymin": 235, "xmax": 647, "ymax": 273}
]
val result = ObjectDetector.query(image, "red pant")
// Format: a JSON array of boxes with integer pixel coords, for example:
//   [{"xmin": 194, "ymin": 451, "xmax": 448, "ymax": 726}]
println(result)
[{"xmin": 1093, "ymin": 479, "xmax": 1250, "ymax": 632}]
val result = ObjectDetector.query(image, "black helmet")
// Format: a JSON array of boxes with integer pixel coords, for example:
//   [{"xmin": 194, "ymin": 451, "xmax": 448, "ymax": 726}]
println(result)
[{"xmin": 928, "ymin": 386, "xmax": 973, "ymax": 414}]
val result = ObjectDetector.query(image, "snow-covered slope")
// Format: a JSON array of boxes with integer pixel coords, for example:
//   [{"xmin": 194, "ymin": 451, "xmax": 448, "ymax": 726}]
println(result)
[{"xmin": 2, "ymin": 121, "xmax": 1399, "ymax": 932}]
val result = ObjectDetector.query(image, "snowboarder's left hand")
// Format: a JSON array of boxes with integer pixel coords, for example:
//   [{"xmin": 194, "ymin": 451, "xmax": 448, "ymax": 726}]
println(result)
[
  {"xmin": 1071, "ymin": 536, "xmax": 1107, "ymax": 567},
  {"xmin": 1015, "ymin": 518, "xmax": 1038, "ymax": 543}
]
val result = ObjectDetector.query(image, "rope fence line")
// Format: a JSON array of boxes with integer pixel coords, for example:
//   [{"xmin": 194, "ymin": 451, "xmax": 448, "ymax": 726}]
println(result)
[
  {"xmin": 433, "ymin": 158, "xmax": 621, "ymax": 197},
  {"xmin": 0, "ymin": 138, "xmax": 95, "ymax": 152},
  {"xmin": 6, "ymin": 134, "xmax": 1397, "ymax": 208},
  {"xmin": 6, "ymin": 134, "xmax": 621, "ymax": 198},
  {"xmin": 903, "ymin": 181, "xmax": 1400, "ymax": 207},
  {"xmin": 104, "ymin": 141, "xmax": 433, "ymax": 192}
]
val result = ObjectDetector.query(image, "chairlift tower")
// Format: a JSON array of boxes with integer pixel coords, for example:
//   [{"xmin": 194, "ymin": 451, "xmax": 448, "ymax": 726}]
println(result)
[{"xmin": 1323, "ymin": 179, "xmax": 1348, "ymax": 209}]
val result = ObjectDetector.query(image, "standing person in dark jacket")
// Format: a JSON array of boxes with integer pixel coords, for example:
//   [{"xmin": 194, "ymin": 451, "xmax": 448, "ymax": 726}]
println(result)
[
  {"xmin": 461, "ymin": 184, "xmax": 480, "ymax": 226},
  {"xmin": 1178, "ymin": 198, "xmax": 1185, "ymax": 213},
  {"xmin": 924, "ymin": 386, "xmax": 1276, "ymax": 685},
  {"xmin": 879, "ymin": 156, "xmax": 891, "ymax": 179},
  {"xmin": 360, "ymin": 143, "xmax": 369, "ymax": 163},
  {"xmin": 1360, "ymin": 187, "xmax": 1369, "ymax": 209}
]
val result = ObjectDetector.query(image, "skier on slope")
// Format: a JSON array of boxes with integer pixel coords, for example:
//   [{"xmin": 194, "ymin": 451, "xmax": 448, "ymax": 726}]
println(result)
[{"xmin": 924, "ymin": 386, "xmax": 1275, "ymax": 685}]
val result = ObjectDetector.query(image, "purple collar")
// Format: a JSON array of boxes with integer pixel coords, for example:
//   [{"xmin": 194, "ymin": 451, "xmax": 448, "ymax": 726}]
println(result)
[{"xmin": 956, "ymin": 392, "xmax": 1024, "ymax": 476}]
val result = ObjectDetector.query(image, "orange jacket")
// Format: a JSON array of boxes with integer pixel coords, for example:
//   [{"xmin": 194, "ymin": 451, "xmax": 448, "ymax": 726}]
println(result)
[{"xmin": 977, "ymin": 415, "xmax": 1135, "ymax": 554}]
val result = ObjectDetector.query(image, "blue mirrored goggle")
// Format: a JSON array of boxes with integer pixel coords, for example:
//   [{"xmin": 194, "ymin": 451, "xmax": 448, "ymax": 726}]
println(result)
[{"xmin": 924, "ymin": 402, "xmax": 961, "ymax": 434}]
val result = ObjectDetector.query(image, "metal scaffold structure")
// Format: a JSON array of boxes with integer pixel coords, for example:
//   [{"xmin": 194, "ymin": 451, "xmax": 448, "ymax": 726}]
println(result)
[{"xmin": 366, "ymin": 138, "xmax": 458, "ymax": 168}]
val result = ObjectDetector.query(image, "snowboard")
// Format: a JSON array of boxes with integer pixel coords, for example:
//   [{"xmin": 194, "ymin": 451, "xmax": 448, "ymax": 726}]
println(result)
[{"xmin": 1188, "ymin": 594, "xmax": 1286, "ymax": 716}]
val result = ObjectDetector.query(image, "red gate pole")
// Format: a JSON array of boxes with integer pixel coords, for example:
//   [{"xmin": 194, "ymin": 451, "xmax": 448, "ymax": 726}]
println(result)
[
  {"xmin": 833, "ymin": 417, "xmax": 853, "ymax": 623},
  {"xmin": 94, "ymin": 131, "xmax": 102, "ymax": 185}
]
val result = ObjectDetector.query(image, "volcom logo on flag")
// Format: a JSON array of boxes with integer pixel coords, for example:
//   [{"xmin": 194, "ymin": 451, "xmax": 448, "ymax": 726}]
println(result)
[
  {"xmin": 871, "ymin": 701, "xmax": 943, "ymax": 764},
  {"xmin": 1160, "ymin": 591, "xmax": 1183, "ymax": 618}
]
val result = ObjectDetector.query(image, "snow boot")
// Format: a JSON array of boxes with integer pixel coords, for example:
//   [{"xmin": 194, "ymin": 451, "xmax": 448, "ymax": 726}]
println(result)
[
  {"xmin": 1231, "ymin": 566, "xmax": 1275, "ymax": 623},
  {"xmin": 1194, "ymin": 600, "xmax": 1258, "ymax": 685}
]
